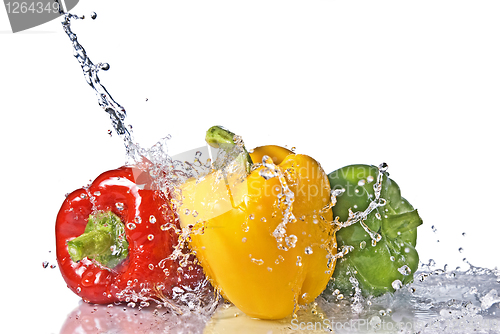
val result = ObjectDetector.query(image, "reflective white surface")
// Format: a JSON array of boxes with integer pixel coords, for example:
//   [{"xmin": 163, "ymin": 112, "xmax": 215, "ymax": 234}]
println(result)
[{"xmin": 1, "ymin": 1, "xmax": 499, "ymax": 333}]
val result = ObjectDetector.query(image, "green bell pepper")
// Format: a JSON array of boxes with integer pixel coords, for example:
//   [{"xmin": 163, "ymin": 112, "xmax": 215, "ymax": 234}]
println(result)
[{"xmin": 324, "ymin": 164, "xmax": 422, "ymax": 297}]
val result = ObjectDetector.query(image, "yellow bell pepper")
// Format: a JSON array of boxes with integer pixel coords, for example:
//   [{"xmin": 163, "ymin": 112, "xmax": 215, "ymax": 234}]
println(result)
[{"xmin": 179, "ymin": 126, "xmax": 336, "ymax": 320}]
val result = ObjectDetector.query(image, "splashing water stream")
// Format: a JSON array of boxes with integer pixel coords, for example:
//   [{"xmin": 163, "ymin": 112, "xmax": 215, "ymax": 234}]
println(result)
[
  {"xmin": 60, "ymin": 11, "xmax": 219, "ymax": 317},
  {"xmin": 58, "ymin": 10, "xmax": 500, "ymax": 334}
]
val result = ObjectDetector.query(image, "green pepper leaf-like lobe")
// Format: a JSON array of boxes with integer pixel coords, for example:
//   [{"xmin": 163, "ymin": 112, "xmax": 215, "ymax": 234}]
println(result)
[
  {"xmin": 382, "ymin": 209, "xmax": 422, "ymax": 240},
  {"xmin": 324, "ymin": 164, "xmax": 422, "ymax": 298}
]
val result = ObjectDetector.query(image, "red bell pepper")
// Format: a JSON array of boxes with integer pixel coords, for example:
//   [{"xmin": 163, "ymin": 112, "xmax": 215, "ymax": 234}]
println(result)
[{"xmin": 55, "ymin": 166, "xmax": 205, "ymax": 305}]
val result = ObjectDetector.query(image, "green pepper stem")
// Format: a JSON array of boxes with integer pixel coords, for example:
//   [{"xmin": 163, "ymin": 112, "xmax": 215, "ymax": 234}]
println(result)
[
  {"xmin": 205, "ymin": 125, "xmax": 253, "ymax": 173},
  {"xmin": 67, "ymin": 211, "xmax": 129, "ymax": 269}
]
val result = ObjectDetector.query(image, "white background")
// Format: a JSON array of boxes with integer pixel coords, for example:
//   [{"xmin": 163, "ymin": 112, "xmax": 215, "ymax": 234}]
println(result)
[{"xmin": 1, "ymin": 1, "xmax": 499, "ymax": 333}]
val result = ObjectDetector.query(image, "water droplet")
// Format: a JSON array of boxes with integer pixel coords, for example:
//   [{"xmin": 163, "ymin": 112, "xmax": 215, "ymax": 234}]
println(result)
[
  {"xmin": 398, "ymin": 265, "xmax": 412, "ymax": 276},
  {"xmin": 147, "ymin": 234, "xmax": 154, "ymax": 241},
  {"xmin": 134, "ymin": 216, "xmax": 142, "ymax": 224},
  {"xmin": 431, "ymin": 225, "xmax": 437, "ymax": 232},
  {"xmin": 358, "ymin": 179, "xmax": 366, "ymax": 186},
  {"xmin": 285, "ymin": 235, "xmax": 298, "ymax": 249},
  {"xmin": 107, "ymin": 129, "xmax": 113, "ymax": 137},
  {"xmin": 367, "ymin": 175, "xmax": 374, "ymax": 183},
  {"xmin": 149, "ymin": 215, "xmax": 156, "ymax": 224},
  {"xmin": 336, "ymin": 294, "xmax": 344, "ymax": 300},
  {"xmin": 390, "ymin": 256, "xmax": 395, "ymax": 261},
  {"xmin": 184, "ymin": 209, "xmax": 190, "ymax": 215},
  {"xmin": 99, "ymin": 63, "xmax": 110, "ymax": 71},
  {"xmin": 359, "ymin": 241, "xmax": 366, "ymax": 249},
  {"xmin": 312, "ymin": 218, "xmax": 319, "ymax": 224},
  {"xmin": 93, "ymin": 191, "xmax": 101, "ymax": 196},
  {"xmin": 115, "ymin": 202, "xmax": 124, "ymax": 210},
  {"xmin": 42, "ymin": 261, "xmax": 49, "ymax": 268},
  {"xmin": 378, "ymin": 162, "xmax": 388, "ymax": 173},
  {"xmin": 462, "ymin": 232, "xmax": 466, "ymax": 237},
  {"xmin": 296, "ymin": 256, "xmax": 303, "ymax": 267},
  {"xmin": 50, "ymin": 264, "xmax": 57, "ymax": 269},
  {"xmin": 76, "ymin": 287, "xmax": 81, "ymax": 293},
  {"xmin": 260, "ymin": 217, "xmax": 267, "ymax": 222},
  {"xmin": 192, "ymin": 210, "xmax": 198, "ymax": 217},
  {"xmin": 459, "ymin": 247, "xmax": 464, "ymax": 253},
  {"xmin": 369, "ymin": 316, "xmax": 382, "ymax": 329},
  {"xmin": 267, "ymin": 267, "xmax": 272, "ymax": 272},
  {"xmin": 418, "ymin": 273, "xmax": 428, "ymax": 282},
  {"xmin": 249, "ymin": 214, "xmax": 255, "ymax": 220},
  {"xmin": 126, "ymin": 222, "xmax": 136, "ymax": 230},
  {"xmin": 391, "ymin": 279, "xmax": 403, "ymax": 290},
  {"xmin": 148, "ymin": 264, "xmax": 154, "ymax": 270},
  {"xmin": 305, "ymin": 246, "xmax": 313, "ymax": 255},
  {"xmin": 241, "ymin": 222, "xmax": 249, "ymax": 232},
  {"xmin": 90, "ymin": 12, "xmax": 97, "ymax": 19},
  {"xmin": 251, "ymin": 258, "xmax": 264, "ymax": 265},
  {"xmin": 241, "ymin": 237, "xmax": 247, "ymax": 243}
]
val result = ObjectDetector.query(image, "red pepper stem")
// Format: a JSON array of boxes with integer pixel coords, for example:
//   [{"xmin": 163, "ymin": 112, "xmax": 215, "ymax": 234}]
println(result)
[
  {"xmin": 67, "ymin": 211, "xmax": 129, "ymax": 269},
  {"xmin": 67, "ymin": 230, "xmax": 113, "ymax": 261}
]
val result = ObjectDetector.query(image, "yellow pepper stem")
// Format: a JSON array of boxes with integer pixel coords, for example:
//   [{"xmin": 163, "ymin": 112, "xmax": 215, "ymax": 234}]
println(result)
[{"xmin": 205, "ymin": 126, "xmax": 253, "ymax": 174}]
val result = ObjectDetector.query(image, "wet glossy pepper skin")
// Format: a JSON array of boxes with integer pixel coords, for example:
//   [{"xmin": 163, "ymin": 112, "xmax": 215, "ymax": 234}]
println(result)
[
  {"xmin": 56, "ymin": 166, "xmax": 204, "ymax": 304},
  {"xmin": 324, "ymin": 164, "xmax": 422, "ymax": 297},
  {"xmin": 179, "ymin": 143, "xmax": 336, "ymax": 320}
]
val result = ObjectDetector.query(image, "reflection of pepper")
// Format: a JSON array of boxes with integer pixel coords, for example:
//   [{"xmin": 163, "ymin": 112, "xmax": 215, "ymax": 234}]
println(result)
[
  {"xmin": 56, "ymin": 166, "xmax": 204, "ymax": 304},
  {"xmin": 179, "ymin": 126, "xmax": 336, "ymax": 320},
  {"xmin": 324, "ymin": 164, "xmax": 422, "ymax": 297}
]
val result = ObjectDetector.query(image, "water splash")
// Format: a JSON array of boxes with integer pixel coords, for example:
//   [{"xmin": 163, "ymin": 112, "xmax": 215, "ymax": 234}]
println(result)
[
  {"xmin": 59, "ymin": 11, "xmax": 219, "ymax": 316},
  {"xmin": 330, "ymin": 163, "xmax": 387, "ymax": 246},
  {"xmin": 318, "ymin": 263, "xmax": 500, "ymax": 333},
  {"xmin": 60, "ymin": 13, "xmax": 137, "ymax": 159},
  {"xmin": 258, "ymin": 154, "xmax": 298, "ymax": 251}
]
